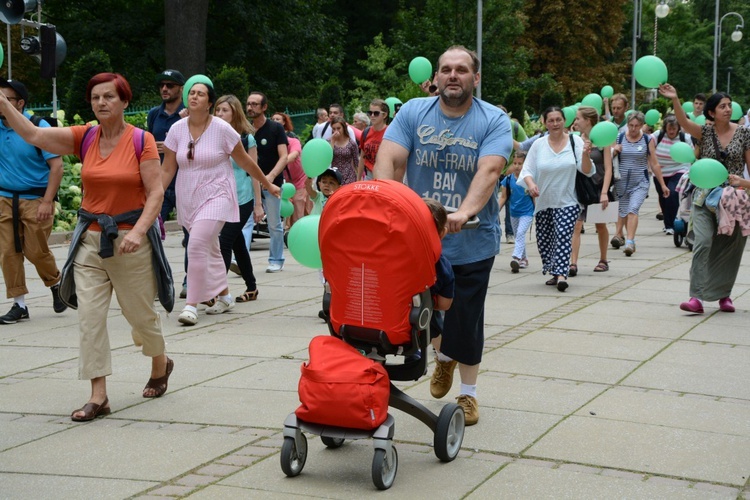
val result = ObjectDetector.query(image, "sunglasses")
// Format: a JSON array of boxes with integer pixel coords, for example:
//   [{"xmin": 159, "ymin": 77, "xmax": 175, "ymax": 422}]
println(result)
[
  {"xmin": 187, "ymin": 140, "xmax": 194, "ymax": 160},
  {"xmin": 366, "ymin": 110, "xmax": 384, "ymax": 117},
  {"xmin": 159, "ymin": 82, "xmax": 178, "ymax": 90}
]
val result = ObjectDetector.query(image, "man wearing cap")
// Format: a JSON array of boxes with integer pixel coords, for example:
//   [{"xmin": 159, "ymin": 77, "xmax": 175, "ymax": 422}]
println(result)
[
  {"xmin": 147, "ymin": 69, "xmax": 187, "ymax": 295},
  {"xmin": 0, "ymin": 78, "xmax": 66, "ymax": 324}
]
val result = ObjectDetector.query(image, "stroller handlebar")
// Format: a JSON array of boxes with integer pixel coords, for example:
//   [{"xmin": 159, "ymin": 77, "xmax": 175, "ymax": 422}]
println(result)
[{"xmin": 444, "ymin": 206, "xmax": 480, "ymax": 230}]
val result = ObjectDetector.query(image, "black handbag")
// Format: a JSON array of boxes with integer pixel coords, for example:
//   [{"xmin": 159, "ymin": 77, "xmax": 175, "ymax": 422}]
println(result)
[{"xmin": 570, "ymin": 135, "xmax": 601, "ymax": 205}]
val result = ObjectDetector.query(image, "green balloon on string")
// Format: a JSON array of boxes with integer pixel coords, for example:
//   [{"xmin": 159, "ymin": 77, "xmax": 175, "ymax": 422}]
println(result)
[
  {"xmin": 0, "ymin": 42, "xmax": 4, "ymax": 69},
  {"xmin": 281, "ymin": 182, "xmax": 296, "ymax": 200},
  {"xmin": 689, "ymin": 158, "xmax": 727, "ymax": 189},
  {"xmin": 600, "ymin": 85, "xmax": 614, "ymax": 99},
  {"xmin": 280, "ymin": 199, "xmax": 294, "ymax": 218},
  {"xmin": 562, "ymin": 106, "xmax": 576, "ymax": 127},
  {"xmin": 408, "ymin": 57, "xmax": 432, "ymax": 84},
  {"xmin": 301, "ymin": 138, "xmax": 333, "ymax": 178},
  {"xmin": 633, "ymin": 55, "xmax": 668, "ymax": 88},
  {"xmin": 288, "ymin": 215, "xmax": 322, "ymax": 269},
  {"xmin": 581, "ymin": 93, "xmax": 603, "ymax": 114},
  {"xmin": 682, "ymin": 101, "xmax": 694, "ymax": 113},
  {"xmin": 731, "ymin": 101, "xmax": 743, "ymax": 121},
  {"xmin": 645, "ymin": 109, "xmax": 660, "ymax": 126},
  {"xmin": 669, "ymin": 142, "xmax": 695, "ymax": 164},
  {"xmin": 693, "ymin": 114, "xmax": 706, "ymax": 125},
  {"xmin": 589, "ymin": 121, "xmax": 619, "ymax": 147},
  {"xmin": 385, "ymin": 97, "xmax": 403, "ymax": 118}
]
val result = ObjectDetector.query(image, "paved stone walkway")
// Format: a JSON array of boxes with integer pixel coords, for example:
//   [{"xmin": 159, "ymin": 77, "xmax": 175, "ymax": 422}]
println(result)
[{"xmin": 1, "ymin": 190, "xmax": 749, "ymax": 499}]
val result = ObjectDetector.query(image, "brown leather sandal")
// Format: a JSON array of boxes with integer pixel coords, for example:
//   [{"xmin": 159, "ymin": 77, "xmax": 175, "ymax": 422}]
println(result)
[
  {"xmin": 236, "ymin": 289, "xmax": 259, "ymax": 303},
  {"xmin": 71, "ymin": 397, "xmax": 111, "ymax": 422},
  {"xmin": 594, "ymin": 260, "xmax": 609, "ymax": 272},
  {"xmin": 545, "ymin": 276, "xmax": 558, "ymax": 286},
  {"xmin": 143, "ymin": 357, "xmax": 174, "ymax": 398}
]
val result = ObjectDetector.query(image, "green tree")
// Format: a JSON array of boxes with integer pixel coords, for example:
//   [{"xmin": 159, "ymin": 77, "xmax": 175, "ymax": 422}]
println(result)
[
  {"xmin": 64, "ymin": 50, "xmax": 113, "ymax": 123},
  {"xmin": 212, "ymin": 66, "xmax": 250, "ymax": 101}
]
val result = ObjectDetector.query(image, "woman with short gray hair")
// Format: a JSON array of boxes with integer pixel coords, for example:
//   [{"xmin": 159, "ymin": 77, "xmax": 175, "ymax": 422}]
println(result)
[{"xmin": 610, "ymin": 111, "xmax": 669, "ymax": 256}]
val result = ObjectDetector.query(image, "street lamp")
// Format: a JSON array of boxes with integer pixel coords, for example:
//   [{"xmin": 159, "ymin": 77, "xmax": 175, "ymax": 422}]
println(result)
[
  {"xmin": 631, "ymin": 0, "xmax": 670, "ymax": 109},
  {"xmin": 712, "ymin": 6, "xmax": 745, "ymax": 93}
]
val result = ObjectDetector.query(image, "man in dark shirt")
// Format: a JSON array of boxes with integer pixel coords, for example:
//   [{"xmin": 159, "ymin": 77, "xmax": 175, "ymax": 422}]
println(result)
[{"xmin": 246, "ymin": 91, "xmax": 289, "ymax": 272}]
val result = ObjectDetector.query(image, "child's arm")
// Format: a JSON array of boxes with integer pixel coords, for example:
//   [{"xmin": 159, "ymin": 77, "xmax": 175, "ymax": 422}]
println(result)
[
  {"xmin": 497, "ymin": 183, "xmax": 508, "ymax": 210},
  {"xmin": 728, "ymin": 174, "xmax": 750, "ymax": 189},
  {"xmin": 304, "ymin": 177, "xmax": 317, "ymax": 198}
]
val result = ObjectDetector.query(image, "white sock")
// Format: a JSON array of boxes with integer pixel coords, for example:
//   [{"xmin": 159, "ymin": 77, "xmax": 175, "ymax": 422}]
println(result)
[
  {"xmin": 460, "ymin": 383, "xmax": 477, "ymax": 398},
  {"xmin": 183, "ymin": 305, "xmax": 197, "ymax": 314},
  {"xmin": 436, "ymin": 351, "xmax": 453, "ymax": 363},
  {"xmin": 14, "ymin": 296, "xmax": 26, "ymax": 308},
  {"xmin": 219, "ymin": 294, "xmax": 233, "ymax": 305}
]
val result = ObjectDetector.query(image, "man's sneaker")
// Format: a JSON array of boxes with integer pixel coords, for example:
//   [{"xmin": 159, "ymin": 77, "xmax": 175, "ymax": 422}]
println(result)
[
  {"xmin": 430, "ymin": 359, "xmax": 457, "ymax": 399},
  {"xmin": 665, "ymin": 228, "xmax": 674, "ymax": 235},
  {"xmin": 610, "ymin": 235, "xmax": 625, "ymax": 249},
  {"xmin": 623, "ymin": 241, "xmax": 636, "ymax": 256},
  {"xmin": 656, "ymin": 212, "xmax": 664, "ymax": 221},
  {"xmin": 456, "ymin": 394, "xmax": 479, "ymax": 426},
  {"xmin": 266, "ymin": 263, "xmax": 283, "ymax": 273},
  {"xmin": 519, "ymin": 258, "xmax": 529, "ymax": 269},
  {"xmin": 50, "ymin": 284, "xmax": 67, "ymax": 313},
  {"xmin": 0, "ymin": 303, "xmax": 29, "ymax": 324}
]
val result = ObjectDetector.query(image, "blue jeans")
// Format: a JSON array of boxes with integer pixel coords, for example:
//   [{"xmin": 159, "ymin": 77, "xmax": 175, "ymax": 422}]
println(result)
[{"xmin": 263, "ymin": 189, "xmax": 285, "ymax": 266}]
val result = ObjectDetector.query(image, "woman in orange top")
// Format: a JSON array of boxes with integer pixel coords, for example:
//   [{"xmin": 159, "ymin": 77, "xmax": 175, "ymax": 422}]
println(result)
[{"xmin": 0, "ymin": 73, "xmax": 172, "ymax": 421}]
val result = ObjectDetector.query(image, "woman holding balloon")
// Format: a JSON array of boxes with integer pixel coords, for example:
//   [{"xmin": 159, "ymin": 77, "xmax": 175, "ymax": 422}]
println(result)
[
  {"xmin": 214, "ymin": 94, "xmax": 263, "ymax": 303},
  {"xmin": 610, "ymin": 111, "xmax": 669, "ymax": 256},
  {"xmin": 652, "ymin": 115, "xmax": 694, "ymax": 235},
  {"xmin": 162, "ymin": 77, "xmax": 279, "ymax": 325},
  {"xmin": 659, "ymin": 84, "xmax": 750, "ymax": 314}
]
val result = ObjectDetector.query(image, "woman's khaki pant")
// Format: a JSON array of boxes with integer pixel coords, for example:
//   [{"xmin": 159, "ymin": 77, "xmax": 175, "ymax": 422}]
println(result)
[{"xmin": 74, "ymin": 230, "xmax": 165, "ymax": 380}]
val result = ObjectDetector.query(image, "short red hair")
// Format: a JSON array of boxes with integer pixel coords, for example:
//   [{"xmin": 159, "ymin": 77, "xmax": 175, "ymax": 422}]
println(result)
[{"xmin": 85, "ymin": 73, "xmax": 132, "ymax": 103}]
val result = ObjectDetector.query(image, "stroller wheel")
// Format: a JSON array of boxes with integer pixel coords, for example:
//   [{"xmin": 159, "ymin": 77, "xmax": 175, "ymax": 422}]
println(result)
[
  {"xmin": 434, "ymin": 403, "xmax": 466, "ymax": 462},
  {"xmin": 372, "ymin": 445, "xmax": 398, "ymax": 490},
  {"xmin": 320, "ymin": 436, "xmax": 345, "ymax": 449},
  {"xmin": 280, "ymin": 435, "xmax": 307, "ymax": 477},
  {"xmin": 674, "ymin": 232, "xmax": 684, "ymax": 247}
]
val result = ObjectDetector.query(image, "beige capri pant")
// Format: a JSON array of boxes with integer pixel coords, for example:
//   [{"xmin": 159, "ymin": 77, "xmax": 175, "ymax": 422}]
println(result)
[{"xmin": 74, "ymin": 230, "xmax": 165, "ymax": 380}]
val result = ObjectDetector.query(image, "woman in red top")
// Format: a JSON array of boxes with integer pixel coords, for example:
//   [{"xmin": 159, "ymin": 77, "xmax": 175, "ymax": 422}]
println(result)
[{"xmin": 0, "ymin": 73, "xmax": 173, "ymax": 421}]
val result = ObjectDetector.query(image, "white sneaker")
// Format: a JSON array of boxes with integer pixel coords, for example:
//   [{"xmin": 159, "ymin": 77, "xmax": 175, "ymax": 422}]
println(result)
[
  {"xmin": 665, "ymin": 228, "xmax": 674, "ymax": 235},
  {"xmin": 206, "ymin": 298, "xmax": 234, "ymax": 315},
  {"xmin": 266, "ymin": 263, "xmax": 283, "ymax": 273},
  {"xmin": 178, "ymin": 308, "xmax": 198, "ymax": 325}
]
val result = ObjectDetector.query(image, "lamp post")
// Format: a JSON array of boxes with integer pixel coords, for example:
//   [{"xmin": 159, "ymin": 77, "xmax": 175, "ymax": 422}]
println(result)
[
  {"xmin": 631, "ymin": 0, "xmax": 670, "ymax": 109},
  {"xmin": 712, "ymin": 6, "xmax": 744, "ymax": 93},
  {"xmin": 727, "ymin": 66, "xmax": 733, "ymax": 93},
  {"xmin": 476, "ymin": 0, "xmax": 482, "ymax": 99}
]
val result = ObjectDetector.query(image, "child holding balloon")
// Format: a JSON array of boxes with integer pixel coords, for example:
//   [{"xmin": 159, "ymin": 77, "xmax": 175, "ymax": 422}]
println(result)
[{"xmin": 305, "ymin": 168, "xmax": 342, "ymax": 215}]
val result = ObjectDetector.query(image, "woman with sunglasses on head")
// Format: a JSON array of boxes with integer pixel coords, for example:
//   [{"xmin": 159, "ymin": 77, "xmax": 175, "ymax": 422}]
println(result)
[
  {"xmin": 162, "ymin": 77, "xmax": 279, "ymax": 326},
  {"xmin": 659, "ymin": 84, "xmax": 750, "ymax": 314},
  {"xmin": 328, "ymin": 115, "xmax": 358, "ymax": 184},
  {"xmin": 357, "ymin": 99, "xmax": 389, "ymax": 180},
  {"xmin": 0, "ymin": 73, "xmax": 173, "ymax": 420}
]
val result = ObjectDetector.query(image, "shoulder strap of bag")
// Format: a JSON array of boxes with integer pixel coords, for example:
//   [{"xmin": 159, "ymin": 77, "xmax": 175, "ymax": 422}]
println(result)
[
  {"xmin": 360, "ymin": 126, "xmax": 371, "ymax": 150},
  {"xmin": 569, "ymin": 134, "xmax": 577, "ymax": 164},
  {"xmin": 80, "ymin": 125, "xmax": 145, "ymax": 163}
]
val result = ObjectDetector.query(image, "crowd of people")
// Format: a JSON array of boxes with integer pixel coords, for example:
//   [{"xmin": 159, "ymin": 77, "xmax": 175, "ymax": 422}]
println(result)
[{"xmin": 1, "ymin": 44, "xmax": 749, "ymax": 427}]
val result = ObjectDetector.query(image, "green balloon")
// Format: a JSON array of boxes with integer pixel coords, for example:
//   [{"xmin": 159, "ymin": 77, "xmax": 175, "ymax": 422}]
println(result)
[
  {"xmin": 669, "ymin": 142, "xmax": 695, "ymax": 164},
  {"xmin": 687, "ymin": 112, "xmax": 695, "ymax": 120},
  {"xmin": 408, "ymin": 56, "xmax": 433, "ymax": 84},
  {"xmin": 693, "ymin": 114, "xmax": 706, "ymax": 125},
  {"xmin": 280, "ymin": 199, "xmax": 294, "ymax": 218},
  {"xmin": 563, "ymin": 106, "xmax": 576, "ymax": 127},
  {"xmin": 589, "ymin": 121, "xmax": 619, "ymax": 147},
  {"xmin": 732, "ymin": 101, "xmax": 743, "ymax": 121},
  {"xmin": 645, "ymin": 109, "xmax": 661, "ymax": 126},
  {"xmin": 0, "ymin": 42, "xmax": 4, "ymax": 69},
  {"xmin": 301, "ymin": 139, "xmax": 333, "ymax": 178},
  {"xmin": 288, "ymin": 215, "xmax": 322, "ymax": 269},
  {"xmin": 385, "ymin": 97, "xmax": 403, "ymax": 118},
  {"xmin": 682, "ymin": 101, "xmax": 694, "ymax": 113},
  {"xmin": 182, "ymin": 74, "xmax": 213, "ymax": 106},
  {"xmin": 633, "ymin": 55, "xmax": 668, "ymax": 88},
  {"xmin": 581, "ymin": 93, "xmax": 603, "ymax": 114},
  {"xmin": 601, "ymin": 85, "xmax": 614, "ymax": 99},
  {"xmin": 281, "ymin": 182, "xmax": 296, "ymax": 200},
  {"xmin": 689, "ymin": 158, "xmax": 728, "ymax": 189}
]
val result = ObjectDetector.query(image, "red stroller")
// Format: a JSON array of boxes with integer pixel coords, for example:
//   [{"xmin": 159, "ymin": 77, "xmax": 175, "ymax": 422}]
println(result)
[{"xmin": 281, "ymin": 180, "xmax": 466, "ymax": 490}]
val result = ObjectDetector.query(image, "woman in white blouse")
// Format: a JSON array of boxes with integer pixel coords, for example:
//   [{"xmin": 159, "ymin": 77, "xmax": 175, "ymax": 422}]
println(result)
[{"xmin": 519, "ymin": 106, "xmax": 594, "ymax": 292}]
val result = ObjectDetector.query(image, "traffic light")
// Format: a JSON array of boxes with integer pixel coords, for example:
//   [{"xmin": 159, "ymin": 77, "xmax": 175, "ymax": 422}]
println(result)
[{"xmin": 20, "ymin": 25, "xmax": 66, "ymax": 79}]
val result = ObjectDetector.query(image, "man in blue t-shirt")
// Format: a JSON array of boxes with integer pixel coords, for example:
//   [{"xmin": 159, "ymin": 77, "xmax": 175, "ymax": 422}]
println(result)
[
  {"xmin": 0, "ymin": 79, "xmax": 66, "ymax": 323},
  {"xmin": 374, "ymin": 46, "xmax": 512, "ymax": 426}
]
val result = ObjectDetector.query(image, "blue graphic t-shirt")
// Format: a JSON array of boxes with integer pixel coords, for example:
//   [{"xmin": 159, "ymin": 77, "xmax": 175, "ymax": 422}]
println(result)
[{"xmin": 384, "ymin": 97, "xmax": 513, "ymax": 265}]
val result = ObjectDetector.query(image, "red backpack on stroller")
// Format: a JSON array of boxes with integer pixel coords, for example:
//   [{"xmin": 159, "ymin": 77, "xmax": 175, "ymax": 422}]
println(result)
[{"xmin": 281, "ymin": 180, "xmax": 466, "ymax": 490}]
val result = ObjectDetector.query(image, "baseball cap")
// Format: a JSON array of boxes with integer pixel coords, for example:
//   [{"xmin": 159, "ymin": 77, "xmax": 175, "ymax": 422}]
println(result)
[
  {"xmin": 0, "ymin": 78, "xmax": 29, "ymax": 103},
  {"xmin": 156, "ymin": 69, "xmax": 185, "ymax": 86}
]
